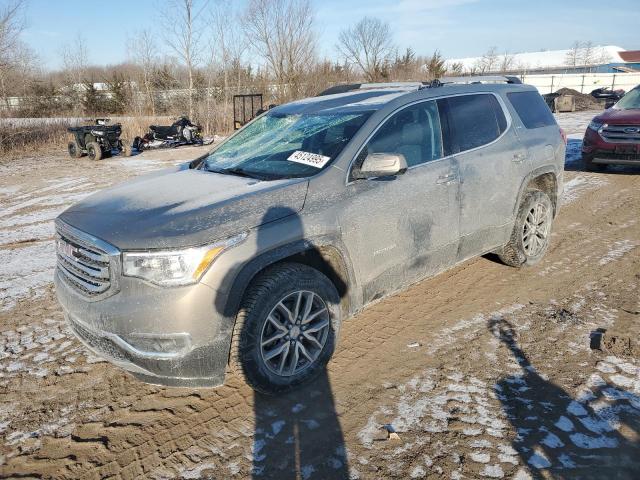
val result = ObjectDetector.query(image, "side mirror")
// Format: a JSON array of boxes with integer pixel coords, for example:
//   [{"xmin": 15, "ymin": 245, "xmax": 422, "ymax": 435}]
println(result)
[{"xmin": 355, "ymin": 153, "xmax": 408, "ymax": 179}]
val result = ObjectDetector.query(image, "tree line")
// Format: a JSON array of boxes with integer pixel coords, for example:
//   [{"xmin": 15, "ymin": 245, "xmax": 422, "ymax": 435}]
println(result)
[{"xmin": 0, "ymin": 0, "xmax": 450, "ymax": 133}]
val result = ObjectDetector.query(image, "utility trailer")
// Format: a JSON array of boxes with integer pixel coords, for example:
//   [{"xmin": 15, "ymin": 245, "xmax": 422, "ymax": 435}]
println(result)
[{"xmin": 233, "ymin": 94, "xmax": 264, "ymax": 130}]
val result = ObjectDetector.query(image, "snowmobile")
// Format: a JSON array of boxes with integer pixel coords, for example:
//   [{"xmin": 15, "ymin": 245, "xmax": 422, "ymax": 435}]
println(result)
[
  {"xmin": 67, "ymin": 119, "xmax": 132, "ymax": 160},
  {"xmin": 132, "ymin": 116, "xmax": 211, "ymax": 151}
]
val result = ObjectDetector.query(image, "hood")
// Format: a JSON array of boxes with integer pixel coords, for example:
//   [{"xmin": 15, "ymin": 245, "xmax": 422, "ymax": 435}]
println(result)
[
  {"xmin": 597, "ymin": 108, "xmax": 640, "ymax": 124},
  {"xmin": 59, "ymin": 169, "xmax": 309, "ymax": 249}
]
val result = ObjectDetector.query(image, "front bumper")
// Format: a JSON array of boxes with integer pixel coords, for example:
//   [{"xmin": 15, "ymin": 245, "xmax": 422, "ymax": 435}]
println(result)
[
  {"xmin": 55, "ymin": 268, "xmax": 234, "ymax": 387},
  {"xmin": 583, "ymin": 128, "xmax": 640, "ymax": 165}
]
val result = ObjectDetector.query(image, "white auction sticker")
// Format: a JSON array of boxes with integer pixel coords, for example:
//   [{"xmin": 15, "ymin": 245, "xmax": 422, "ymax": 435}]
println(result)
[{"xmin": 287, "ymin": 150, "xmax": 331, "ymax": 169}]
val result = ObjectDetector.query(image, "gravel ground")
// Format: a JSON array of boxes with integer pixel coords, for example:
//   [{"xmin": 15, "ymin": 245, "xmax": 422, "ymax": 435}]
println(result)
[{"xmin": 0, "ymin": 111, "xmax": 639, "ymax": 480}]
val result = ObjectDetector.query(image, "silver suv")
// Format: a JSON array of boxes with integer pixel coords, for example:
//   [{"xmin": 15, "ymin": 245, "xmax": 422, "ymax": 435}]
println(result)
[{"xmin": 55, "ymin": 77, "xmax": 565, "ymax": 394}]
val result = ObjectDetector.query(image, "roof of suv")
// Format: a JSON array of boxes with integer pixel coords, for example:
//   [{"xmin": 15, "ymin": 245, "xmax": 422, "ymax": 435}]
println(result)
[{"xmin": 274, "ymin": 78, "xmax": 534, "ymax": 116}]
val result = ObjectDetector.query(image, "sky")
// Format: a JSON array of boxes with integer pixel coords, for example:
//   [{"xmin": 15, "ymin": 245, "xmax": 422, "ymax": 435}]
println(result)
[{"xmin": 20, "ymin": 0, "xmax": 640, "ymax": 70}]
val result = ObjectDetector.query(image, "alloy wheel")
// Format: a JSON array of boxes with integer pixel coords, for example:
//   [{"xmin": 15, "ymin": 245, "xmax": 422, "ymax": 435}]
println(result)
[
  {"xmin": 259, "ymin": 290, "xmax": 330, "ymax": 377},
  {"xmin": 522, "ymin": 202, "xmax": 551, "ymax": 256}
]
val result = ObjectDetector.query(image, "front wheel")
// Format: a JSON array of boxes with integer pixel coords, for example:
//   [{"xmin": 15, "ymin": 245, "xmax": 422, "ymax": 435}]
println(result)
[
  {"xmin": 498, "ymin": 190, "xmax": 553, "ymax": 267},
  {"xmin": 86, "ymin": 142, "xmax": 103, "ymax": 161},
  {"xmin": 229, "ymin": 263, "xmax": 341, "ymax": 395}
]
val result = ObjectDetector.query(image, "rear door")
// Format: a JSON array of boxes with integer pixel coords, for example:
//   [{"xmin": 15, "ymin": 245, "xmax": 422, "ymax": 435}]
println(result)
[
  {"xmin": 506, "ymin": 90, "xmax": 564, "ymax": 173},
  {"xmin": 438, "ymin": 93, "xmax": 529, "ymax": 259},
  {"xmin": 340, "ymin": 99, "xmax": 460, "ymax": 304}
]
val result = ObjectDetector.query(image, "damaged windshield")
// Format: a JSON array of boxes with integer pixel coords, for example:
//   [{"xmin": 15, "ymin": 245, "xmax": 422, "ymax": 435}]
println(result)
[
  {"xmin": 614, "ymin": 87, "xmax": 640, "ymax": 110},
  {"xmin": 203, "ymin": 111, "xmax": 371, "ymax": 180}
]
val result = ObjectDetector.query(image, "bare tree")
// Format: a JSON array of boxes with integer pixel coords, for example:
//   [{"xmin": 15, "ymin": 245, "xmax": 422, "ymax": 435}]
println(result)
[
  {"xmin": 162, "ymin": 0, "xmax": 208, "ymax": 118},
  {"xmin": 0, "ymin": 0, "xmax": 27, "ymax": 109},
  {"xmin": 243, "ymin": 0, "xmax": 316, "ymax": 99},
  {"xmin": 475, "ymin": 46, "xmax": 498, "ymax": 73},
  {"xmin": 337, "ymin": 17, "xmax": 395, "ymax": 82},
  {"xmin": 60, "ymin": 33, "xmax": 89, "ymax": 114},
  {"xmin": 62, "ymin": 33, "xmax": 88, "ymax": 86},
  {"xmin": 0, "ymin": 0, "xmax": 25, "ymax": 66},
  {"xmin": 447, "ymin": 61, "xmax": 464, "ymax": 75},
  {"xmin": 499, "ymin": 52, "xmax": 515, "ymax": 73},
  {"xmin": 565, "ymin": 41, "xmax": 581, "ymax": 67},
  {"xmin": 129, "ymin": 30, "xmax": 158, "ymax": 115},
  {"xmin": 580, "ymin": 41, "xmax": 595, "ymax": 67},
  {"xmin": 209, "ymin": 0, "xmax": 248, "ymax": 130}
]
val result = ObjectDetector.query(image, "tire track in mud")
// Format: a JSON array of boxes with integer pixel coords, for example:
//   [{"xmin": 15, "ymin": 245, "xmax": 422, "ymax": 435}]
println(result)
[{"xmin": 1, "ymin": 160, "xmax": 639, "ymax": 478}]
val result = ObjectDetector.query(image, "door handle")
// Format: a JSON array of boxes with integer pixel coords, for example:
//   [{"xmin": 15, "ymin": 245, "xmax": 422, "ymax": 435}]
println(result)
[
  {"xmin": 436, "ymin": 173, "xmax": 458, "ymax": 185},
  {"xmin": 512, "ymin": 152, "xmax": 527, "ymax": 163}
]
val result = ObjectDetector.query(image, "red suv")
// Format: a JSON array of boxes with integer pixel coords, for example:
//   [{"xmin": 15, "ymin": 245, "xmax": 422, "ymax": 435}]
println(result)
[{"xmin": 582, "ymin": 85, "xmax": 640, "ymax": 171}]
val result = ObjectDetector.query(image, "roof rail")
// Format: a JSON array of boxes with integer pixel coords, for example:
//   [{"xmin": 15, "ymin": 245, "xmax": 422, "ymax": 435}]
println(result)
[
  {"xmin": 429, "ymin": 75, "xmax": 522, "ymax": 86},
  {"xmin": 317, "ymin": 81, "xmax": 423, "ymax": 96},
  {"xmin": 317, "ymin": 76, "xmax": 523, "ymax": 96}
]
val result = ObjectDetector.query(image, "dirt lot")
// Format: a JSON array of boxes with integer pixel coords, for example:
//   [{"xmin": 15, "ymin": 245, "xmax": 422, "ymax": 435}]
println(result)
[{"xmin": 1, "ymin": 112, "xmax": 639, "ymax": 480}]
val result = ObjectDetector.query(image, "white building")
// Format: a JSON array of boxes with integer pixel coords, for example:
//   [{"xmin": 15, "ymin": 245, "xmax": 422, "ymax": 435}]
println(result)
[{"xmin": 445, "ymin": 45, "xmax": 640, "ymax": 74}]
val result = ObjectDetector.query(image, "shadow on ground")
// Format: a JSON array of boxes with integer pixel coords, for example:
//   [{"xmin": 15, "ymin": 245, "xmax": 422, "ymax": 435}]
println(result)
[
  {"xmin": 252, "ymin": 371, "xmax": 349, "ymax": 479},
  {"xmin": 489, "ymin": 317, "xmax": 640, "ymax": 479}
]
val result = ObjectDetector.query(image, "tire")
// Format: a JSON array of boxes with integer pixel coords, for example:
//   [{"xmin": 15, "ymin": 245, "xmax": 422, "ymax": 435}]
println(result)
[
  {"xmin": 67, "ymin": 141, "xmax": 83, "ymax": 159},
  {"xmin": 132, "ymin": 136, "xmax": 144, "ymax": 152},
  {"xmin": 583, "ymin": 153, "xmax": 607, "ymax": 172},
  {"xmin": 229, "ymin": 263, "xmax": 341, "ymax": 395},
  {"xmin": 86, "ymin": 142, "xmax": 103, "ymax": 161},
  {"xmin": 498, "ymin": 190, "xmax": 554, "ymax": 268}
]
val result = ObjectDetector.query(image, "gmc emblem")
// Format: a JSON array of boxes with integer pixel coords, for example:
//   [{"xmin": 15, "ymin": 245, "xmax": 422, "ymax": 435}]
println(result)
[{"xmin": 57, "ymin": 238, "xmax": 79, "ymax": 260}]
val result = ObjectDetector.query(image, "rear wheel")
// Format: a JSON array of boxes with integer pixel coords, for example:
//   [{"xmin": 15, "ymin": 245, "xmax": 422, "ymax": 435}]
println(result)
[
  {"xmin": 229, "ymin": 263, "xmax": 341, "ymax": 395},
  {"xmin": 67, "ymin": 141, "xmax": 83, "ymax": 158},
  {"xmin": 498, "ymin": 190, "xmax": 553, "ymax": 267},
  {"xmin": 86, "ymin": 142, "xmax": 103, "ymax": 161}
]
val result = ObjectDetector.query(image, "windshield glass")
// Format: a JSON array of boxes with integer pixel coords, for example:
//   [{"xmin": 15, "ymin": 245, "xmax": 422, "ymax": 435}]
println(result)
[
  {"xmin": 203, "ymin": 111, "xmax": 371, "ymax": 180},
  {"xmin": 614, "ymin": 88, "xmax": 640, "ymax": 110}
]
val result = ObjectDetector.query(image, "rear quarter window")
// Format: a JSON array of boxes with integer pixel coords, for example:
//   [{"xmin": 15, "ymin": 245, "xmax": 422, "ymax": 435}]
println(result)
[
  {"xmin": 507, "ymin": 91, "xmax": 557, "ymax": 129},
  {"xmin": 438, "ymin": 93, "xmax": 507, "ymax": 154}
]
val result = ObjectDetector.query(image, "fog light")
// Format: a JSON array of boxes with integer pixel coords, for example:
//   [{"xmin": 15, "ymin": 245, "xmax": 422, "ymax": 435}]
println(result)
[{"xmin": 121, "ymin": 333, "xmax": 191, "ymax": 355}]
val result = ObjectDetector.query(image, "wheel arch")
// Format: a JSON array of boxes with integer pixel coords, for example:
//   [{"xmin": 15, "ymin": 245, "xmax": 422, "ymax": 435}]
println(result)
[
  {"xmin": 219, "ymin": 238, "xmax": 357, "ymax": 324},
  {"xmin": 514, "ymin": 166, "xmax": 560, "ymax": 217}
]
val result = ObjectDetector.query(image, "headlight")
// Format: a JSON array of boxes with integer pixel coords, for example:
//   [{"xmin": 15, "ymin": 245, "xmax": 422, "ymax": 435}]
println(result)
[
  {"xmin": 90, "ymin": 130, "xmax": 105, "ymax": 136},
  {"xmin": 122, "ymin": 233, "xmax": 247, "ymax": 286},
  {"xmin": 588, "ymin": 120, "xmax": 604, "ymax": 132}
]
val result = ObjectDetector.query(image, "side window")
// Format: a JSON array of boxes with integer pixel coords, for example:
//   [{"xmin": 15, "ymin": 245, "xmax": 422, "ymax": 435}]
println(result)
[
  {"xmin": 359, "ymin": 100, "xmax": 443, "ymax": 170},
  {"xmin": 507, "ymin": 91, "xmax": 557, "ymax": 129},
  {"xmin": 438, "ymin": 94, "xmax": 507, "ymax": 154}
]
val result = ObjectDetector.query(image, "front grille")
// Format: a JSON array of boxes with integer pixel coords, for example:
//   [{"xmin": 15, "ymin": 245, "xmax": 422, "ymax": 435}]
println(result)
[
  {"xmin": 55, "ymin": 222, "xmax": 117, "ymax": 298},
  {"xmin": 600, "ymin": 124, "xmax": 640, "ymax": 143}
]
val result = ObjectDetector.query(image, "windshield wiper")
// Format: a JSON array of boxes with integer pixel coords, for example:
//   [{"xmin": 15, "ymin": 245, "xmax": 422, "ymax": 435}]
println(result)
[
  {"xmin": 205, "ymin": 165, "xmax": 271, "ymax": 181},
  {"xmin": 221, "ymin": 167, "xmax": 262, "ymax": 179}
]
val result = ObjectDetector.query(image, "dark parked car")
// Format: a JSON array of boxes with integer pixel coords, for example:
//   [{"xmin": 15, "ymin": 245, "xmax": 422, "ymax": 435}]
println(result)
[{"xmin": 583, "ymin": 85, "xmax": 640, "ymax": 170}]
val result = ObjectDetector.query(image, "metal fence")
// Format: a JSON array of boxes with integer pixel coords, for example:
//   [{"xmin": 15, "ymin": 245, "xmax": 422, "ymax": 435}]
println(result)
[{"xmin": 521, "ymin": 72, "xmax": 640, "ymax": 94}]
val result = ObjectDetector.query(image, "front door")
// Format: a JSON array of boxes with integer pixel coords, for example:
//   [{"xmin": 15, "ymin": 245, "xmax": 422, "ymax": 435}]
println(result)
[{"xmin": 339, "ymin": 100, "xmax": 460, "ymax": 304}]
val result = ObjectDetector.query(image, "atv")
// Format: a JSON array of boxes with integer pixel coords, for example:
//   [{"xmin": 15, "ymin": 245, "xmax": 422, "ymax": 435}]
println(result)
[
  {"xmin": 132, "ymin": 116, "xmax": 211, "ymax": 151},
  {"xmin": 67, "ymin": 119, "xmax": 132, "ymax": 160}
]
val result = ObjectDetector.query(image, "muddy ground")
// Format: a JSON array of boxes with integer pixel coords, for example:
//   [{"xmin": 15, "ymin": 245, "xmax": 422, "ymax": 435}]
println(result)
[{"xmin": 0, "ymin": 112, "xmax": 639, "ymax": 480}]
